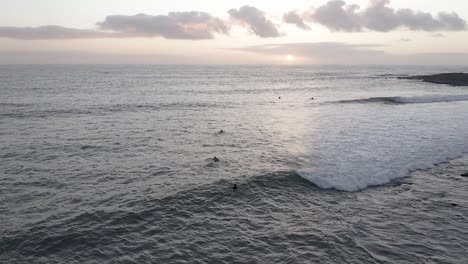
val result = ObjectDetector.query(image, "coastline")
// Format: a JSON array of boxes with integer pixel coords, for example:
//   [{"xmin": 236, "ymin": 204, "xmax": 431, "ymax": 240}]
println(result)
[{"xmin": 400, "ymin": 73, "xmax": 468, "ymax": 86}]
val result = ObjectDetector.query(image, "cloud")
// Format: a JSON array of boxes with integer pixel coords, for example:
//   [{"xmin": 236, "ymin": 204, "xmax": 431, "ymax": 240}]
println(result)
[
  {"xmin": 0, "ymin": 50, "xmax": 274, "ymax": 64},
  {"xmin": 283, "ymin": 11, "xmax": 311, "ymax": 30},
  {"xmin": 0, "ymin": 12, "xmax": 229, "ymax": 40},
  {"xmin": 97, "ymin": 12, "xmax": 229, "ymax": 39},
  {"xmin": 306, "ymin": 0, "xmax": 467, "ymax": 32},
  {"xmin": 237, "ymin": 42, "xmax": 468, "ymax": 65},
  {"xmin": 3, "ymin": 43, "xmax": 468, "ymax": 64},
  {"xmin": 239, "ymin": 42, "xmax": 386, "ymax": 63},
  {"xmin": 0, "ymin": 51, "xmax": 225, "ymax": 64},
  {"xmin": 0, "ymin": 26, "xmax": 117, "ymax": 40},
  {"xmin": 228, "ymin": 6, "xmax": 280, "ymax": 37},
  {"xmin": 0, "ymin": 2, "xmax": 466, "ymax": 41},
  {"xmin": 306, "ymin": 0, "xmax": 362, "ymax": 31},
  {"xmin": 400, "ymin": 38, "xmax": 411, "ymax": 42}
]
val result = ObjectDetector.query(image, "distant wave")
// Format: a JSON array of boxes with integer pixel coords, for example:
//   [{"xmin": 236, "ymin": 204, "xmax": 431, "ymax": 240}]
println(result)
[
  {"xmin": 0, "ymin": 102, "xmax": 234, "ymax": 119},
  {"xmin": 331, "ymin": 94, "xmax": 468, "ymax": 105},
  {"xmin": 374, "ymin": 74, "xmax": 410, "ymax": 78}
]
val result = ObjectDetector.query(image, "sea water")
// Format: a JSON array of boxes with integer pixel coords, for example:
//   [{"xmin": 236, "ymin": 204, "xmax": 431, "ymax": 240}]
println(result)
[{"xmin": 1, "ymin": 65, "xmax": 468, "ymax": 263}]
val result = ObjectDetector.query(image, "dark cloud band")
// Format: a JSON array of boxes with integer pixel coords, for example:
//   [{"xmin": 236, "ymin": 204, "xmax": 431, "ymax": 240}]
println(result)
[
  {"xmin": 0, "ymin": 26, "xmax": 117, "ymax": 40},
  {"xmin": 283, "ymin": 11, "xmax": 311, "ymax": 30},
  {"xmin": 0, "ymin": 12, "xmax": 229, "ymax": 40},
  {"xmin": 305, "ymin": 0, "xmax": 466, "ymax": 32},
  {"xmin": 228, "ymin": 6, "xmax": 281, "ymax": 38},
  {"xmin": 97, "ymin": 12, "xmax": 229, "ymax": 39}
]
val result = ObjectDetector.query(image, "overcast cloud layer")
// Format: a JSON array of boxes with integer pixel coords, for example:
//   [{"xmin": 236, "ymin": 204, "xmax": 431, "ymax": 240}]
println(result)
[{"xmin": 0, "ymin": 1, "xmax": 466, "ymax": 40}]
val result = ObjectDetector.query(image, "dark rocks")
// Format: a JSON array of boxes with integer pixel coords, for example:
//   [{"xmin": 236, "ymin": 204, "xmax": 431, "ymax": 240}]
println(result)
[{"xmin": 399, "ymin": 73, "xmax": 468, "ymax": 86}]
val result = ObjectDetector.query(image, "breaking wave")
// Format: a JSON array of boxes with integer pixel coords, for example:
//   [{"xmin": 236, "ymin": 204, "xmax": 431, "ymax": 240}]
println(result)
[
  {"xmin": 332, "ymin": 94, "xmax": 468, "ymax": 105},
  {"xmin": 296, "ymin": 151, "xmax": 465, "ymax": 192}
]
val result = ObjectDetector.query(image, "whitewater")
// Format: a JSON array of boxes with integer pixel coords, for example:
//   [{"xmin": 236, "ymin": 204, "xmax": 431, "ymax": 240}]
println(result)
[
  {"xmin": 298, "ymin": 93, "xmax": 468, "ymax": 191},
  {"xmin": 1, "ymin": 65, "xmax": 468, "ymax": 263}
]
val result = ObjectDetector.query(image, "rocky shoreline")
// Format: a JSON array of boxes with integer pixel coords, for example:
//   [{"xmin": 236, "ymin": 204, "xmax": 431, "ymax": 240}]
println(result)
[{"xmin": 400, "ymin": 73, "xmax": 468, "ymax": 86}]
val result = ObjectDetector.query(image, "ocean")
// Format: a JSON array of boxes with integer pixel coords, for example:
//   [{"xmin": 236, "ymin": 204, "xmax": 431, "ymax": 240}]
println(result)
[{"xmin": 1, "ymin": 65, "xmax": 468, "ymax": 263}]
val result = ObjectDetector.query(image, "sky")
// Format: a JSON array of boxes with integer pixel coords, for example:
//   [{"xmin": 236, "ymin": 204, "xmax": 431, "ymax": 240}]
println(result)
[{"xmin": 1, "ymin": 0, "xmax": 468, "ymax": 64}]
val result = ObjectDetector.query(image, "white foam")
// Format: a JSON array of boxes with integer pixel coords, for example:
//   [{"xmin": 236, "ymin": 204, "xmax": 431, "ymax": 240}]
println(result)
[
  {"xmin": 296, "ymin": 151, "xmax": 464, "ymax": 192},
  {"xmin": 295, "ymin": 101, "xmax": 468, "ymax": 191}
]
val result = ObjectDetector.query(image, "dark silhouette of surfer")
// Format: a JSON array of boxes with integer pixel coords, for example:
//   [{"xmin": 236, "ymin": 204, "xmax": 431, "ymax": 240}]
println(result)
[
  {"xmin": 218, "ymin": 130, "xmax": 225, "ymax": 134},
  {"xmin": 232, "ymin": 184, "xmax": 238, "ymax": 191},
  {"xmin": 213, "ymin": 156, "xmax": 219, "ymax": 162},
  {"xmin": 278, "ymin": 96, "xmax": 281, "ymax": 99}
]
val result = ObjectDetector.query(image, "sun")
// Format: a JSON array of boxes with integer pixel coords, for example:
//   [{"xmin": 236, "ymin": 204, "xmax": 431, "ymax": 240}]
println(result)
[{"xmin": 285, "ymin": 54, "xmax": 295, "ymax": 62}]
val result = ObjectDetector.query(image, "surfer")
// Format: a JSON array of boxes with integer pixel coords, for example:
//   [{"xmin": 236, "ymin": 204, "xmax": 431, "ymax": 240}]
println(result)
[
  {"xmin": 218, "ymin": 129, "xmax": 225, "ymax": 134},
  {"xmin": 232, "ymin": 184, "xmax": 238, "ymax": 191},
  {"xmin": 213, "ymin": 156, "xmax": 220, "ymax": 162}
]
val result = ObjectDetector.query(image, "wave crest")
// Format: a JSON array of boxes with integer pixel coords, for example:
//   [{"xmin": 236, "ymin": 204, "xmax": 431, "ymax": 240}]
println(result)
[{"xmin": 333, "ymin": 94, "xmax": 468, "ymax": 105}]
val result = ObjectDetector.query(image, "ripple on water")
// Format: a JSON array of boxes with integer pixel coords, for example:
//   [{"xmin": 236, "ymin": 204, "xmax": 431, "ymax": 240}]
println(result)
[{"xmin": 1, "ymin": 161, "xmax": 468, "ymax": 263}]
